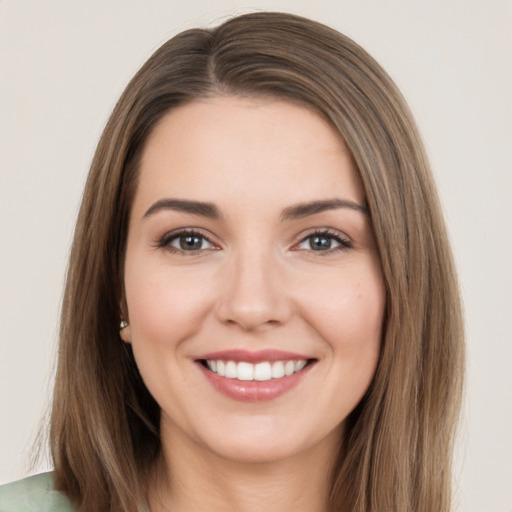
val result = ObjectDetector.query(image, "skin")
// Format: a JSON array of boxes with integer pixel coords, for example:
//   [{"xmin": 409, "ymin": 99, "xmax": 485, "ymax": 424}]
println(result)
[{"xmin": 121, "ymin": 96, "xmax": 385, "ymax": 512}]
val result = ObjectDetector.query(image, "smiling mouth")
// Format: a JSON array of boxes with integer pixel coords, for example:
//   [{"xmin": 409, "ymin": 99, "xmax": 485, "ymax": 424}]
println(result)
[{"xmin": 199, "ymin": 359, "xmax": 315, "ymax": 382}]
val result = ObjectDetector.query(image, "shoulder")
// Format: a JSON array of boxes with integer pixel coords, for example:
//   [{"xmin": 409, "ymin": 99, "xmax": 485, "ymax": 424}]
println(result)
[{"xmin": 0, "ymin": 473, "xmax": 74, "ymax": 512}]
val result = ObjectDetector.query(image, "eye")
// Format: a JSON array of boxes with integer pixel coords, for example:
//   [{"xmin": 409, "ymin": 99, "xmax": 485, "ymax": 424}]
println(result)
[
  {"xmin": 159, "ymin": 230, "xmax": 217, "ymax": 253},
  {"xmin": 295, "ymin": 230, "xmax": 351, "ymax": 253}
]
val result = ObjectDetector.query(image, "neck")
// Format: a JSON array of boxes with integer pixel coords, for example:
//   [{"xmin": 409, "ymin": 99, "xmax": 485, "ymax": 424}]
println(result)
[{"xmin": 148, "ymin": 426, "xmax": 341, "ymax": 512}]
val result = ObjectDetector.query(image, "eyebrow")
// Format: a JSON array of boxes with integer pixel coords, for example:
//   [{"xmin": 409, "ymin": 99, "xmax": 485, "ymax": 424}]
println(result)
[
  {"xmin": 280, "ymin": 199, "xmax": 368, "ymax": 220},
  {"xmin": 143, "ymin": 197, "xmax": 368, "ymax": 221},
  {"xmin": 143, "ymin": 198, "xmax": 222, "ymax": 219}
]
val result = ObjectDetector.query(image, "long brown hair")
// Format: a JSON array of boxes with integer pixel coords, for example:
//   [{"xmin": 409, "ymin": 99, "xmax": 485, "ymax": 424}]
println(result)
[{"xmin": 50, "ymin": 11, "xmax": 464, "ymax": 512}]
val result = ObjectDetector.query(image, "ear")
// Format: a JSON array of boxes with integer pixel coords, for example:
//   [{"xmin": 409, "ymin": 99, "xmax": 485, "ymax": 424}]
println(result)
[
  {"xmin": 120, "ymin": 323, "xmax": 132, "ymax": 343},
  {"xmin": 119, "ymin": 294, "xmax": 130, "ymax": 342}
]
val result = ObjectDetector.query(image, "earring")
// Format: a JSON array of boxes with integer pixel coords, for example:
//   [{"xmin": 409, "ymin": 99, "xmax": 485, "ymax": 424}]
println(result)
[{"xmin": 120, "ymin": 320, "xmax": 129, "ymax": 330}]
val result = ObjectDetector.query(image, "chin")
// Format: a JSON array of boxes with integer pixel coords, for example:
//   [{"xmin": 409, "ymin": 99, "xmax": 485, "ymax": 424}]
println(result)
[
  {"xmin": 197, "ymin": 419, "xmax": 343, "ymax": 466},
  {"xmin": 223, "ymin": 440, "xmax": 297, "ymax": 464}
]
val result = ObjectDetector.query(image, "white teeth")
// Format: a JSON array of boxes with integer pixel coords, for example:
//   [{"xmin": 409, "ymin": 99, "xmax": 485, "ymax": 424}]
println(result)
[
  {"xmin": 295, "ymin": 360, "xmax": 307, "ymax": 372},
  {"xmin": 254, "ymin": 362, "xmax": 272, "ymax": 381},
  {"xmin": 284, "ymin": 361, "xmax": 295, "ymax": 376},
  {"xmin": 237, "ymin": 362, "xmax": 254, "ymax": 381},
  {"xmin": 225, "ymin": 361, "xmax": 237, "ymax": 378},
  {"xmin": 271, "ymin": 361, "xmax": 285, "ymax": 379},
  {"xmin": 204, "ymin": 359, "xmax": 309, "ymax": 381}
]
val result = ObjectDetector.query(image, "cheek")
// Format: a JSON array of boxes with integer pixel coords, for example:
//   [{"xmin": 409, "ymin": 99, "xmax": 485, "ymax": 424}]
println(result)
[
  {"xmin": 124, "ymin": 259, "xmax": 216, "ymax": 347},
  {"xmin": 297, "ymin": 260, "xmax": 385, "ymax": 358}
]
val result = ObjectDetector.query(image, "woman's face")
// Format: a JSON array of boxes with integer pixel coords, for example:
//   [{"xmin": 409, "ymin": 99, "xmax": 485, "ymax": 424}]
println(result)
[{"xmin": 122, "ymin": 96, "xmax": 385, "ymax": 465}]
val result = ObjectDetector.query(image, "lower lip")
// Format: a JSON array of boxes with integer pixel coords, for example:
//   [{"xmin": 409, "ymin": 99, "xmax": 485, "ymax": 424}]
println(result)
[{"xmin": 197, "ymin": 362, "xmax": 314, "ymax": 402}]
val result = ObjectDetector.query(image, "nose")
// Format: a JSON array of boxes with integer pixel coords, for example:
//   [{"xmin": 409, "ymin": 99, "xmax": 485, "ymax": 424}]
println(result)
[{"xmin": 215, "ymin": 248, "xmax": 292, "ymax": 332}]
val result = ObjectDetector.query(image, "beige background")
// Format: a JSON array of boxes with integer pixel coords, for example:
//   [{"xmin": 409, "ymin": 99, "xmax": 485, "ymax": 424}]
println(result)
[{"xmin": 1, "ymin": 1, "xmax": 511, "ymax": 511}]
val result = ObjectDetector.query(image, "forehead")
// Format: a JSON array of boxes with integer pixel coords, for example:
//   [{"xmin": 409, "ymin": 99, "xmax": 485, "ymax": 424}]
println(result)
[{"xmin": 133, "ymin": 96, "xmax": 364, "ymax": 217}]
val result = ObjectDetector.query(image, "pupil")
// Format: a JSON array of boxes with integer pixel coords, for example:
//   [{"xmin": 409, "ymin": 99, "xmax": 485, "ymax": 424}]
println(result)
[
  {"xmin": 181, "ymin": 235, "xmax": 202, "ymax": 250},
  {"xmin": 311, "ymin": 236, "xmax": 331, "ymax": 250}
]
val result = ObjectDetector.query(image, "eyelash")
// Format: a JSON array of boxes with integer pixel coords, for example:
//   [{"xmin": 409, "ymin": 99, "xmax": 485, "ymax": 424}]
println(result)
[
  {"xmin": 157, "ymin": 229, "xmax": 217, "ymax": 254},
  {"xmin": 294, "ymin": 229, "xmax": 352, "ymax": 254},
  {"xmin": 156, "ymin": 228, "xmax": 352, "ymax": 255}
]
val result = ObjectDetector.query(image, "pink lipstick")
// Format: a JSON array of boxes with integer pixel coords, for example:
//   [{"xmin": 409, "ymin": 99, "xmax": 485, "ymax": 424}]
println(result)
[{"xmin": 195, "ymin": 349, "xmax": 315, "ymax": 402}]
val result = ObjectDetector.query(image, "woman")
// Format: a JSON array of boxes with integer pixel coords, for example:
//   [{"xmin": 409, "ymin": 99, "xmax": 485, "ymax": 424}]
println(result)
[{"xmin": 0, "ymin": 11, "xmax": 464, "ymax": 512}]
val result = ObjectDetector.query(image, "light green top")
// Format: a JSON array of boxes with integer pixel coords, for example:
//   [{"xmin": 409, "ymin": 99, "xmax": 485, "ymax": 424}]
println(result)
[
  {"xmin": 0, "ymin": 473, "xmax": 151, "ymax": 512},
  {"xmin": 0, "ymin": 473, "xmax": 73, "ymax": 512}
]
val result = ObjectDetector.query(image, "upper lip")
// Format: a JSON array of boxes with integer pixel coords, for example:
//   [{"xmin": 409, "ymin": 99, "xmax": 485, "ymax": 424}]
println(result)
[{"xmin": 195, "ymin": 349, "xmax": 313, "ymax": 364}]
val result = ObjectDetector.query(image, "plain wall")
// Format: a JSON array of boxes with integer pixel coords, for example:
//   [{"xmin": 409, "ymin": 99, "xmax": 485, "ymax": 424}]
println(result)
[{"xmin": 1, "ymin": 1, "xmax": 511, "ymax": 511}]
